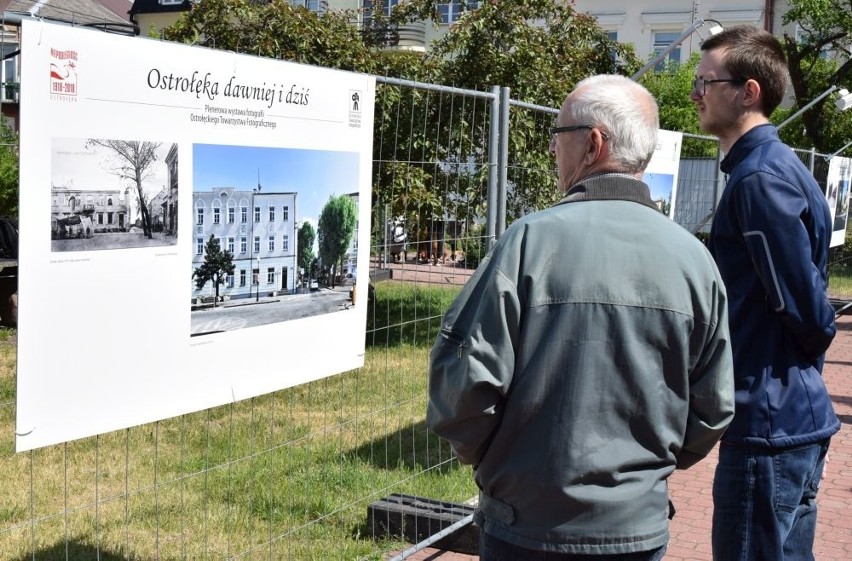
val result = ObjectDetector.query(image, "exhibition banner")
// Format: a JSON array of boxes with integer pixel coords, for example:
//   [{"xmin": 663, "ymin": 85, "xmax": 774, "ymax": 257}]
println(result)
[
  {"xmin": 16, "ymin": 20, "xmax": 375, "ymax": 451},
  {"xmin": 643, "ymin": 129, "xmax": 683, "ymax": 219},
  {"xmin": 826, "ymin": 156, "xmax": 852, "ymax": 248}
]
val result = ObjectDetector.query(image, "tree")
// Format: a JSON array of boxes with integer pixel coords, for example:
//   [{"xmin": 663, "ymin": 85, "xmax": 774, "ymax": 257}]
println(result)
[
  {"xmin": 86, "ymin": 139, "xmax": 161, "ymax": 238},
  {"xmin": 297, "ymin": 220, "xmax": 316, "ymax": 281},
  {"xmin": 780, "ymin": 0, "xmax": 852, "ymax": 152},
  {"xmin": 640, "ymin": 54, "xmax": 718, "ymax": 157},
  {"xmin": 163, "ymin": 0, "xmax": 378, "ymax": 73},
  {"xmin": 0, "ymin": 117, "xmax": 18, "ymax": 218},
  {"xmin": 317, "ymin": 195, "xmax": 356, "ymax": 289},
  {"xmin": 162, "ymin": 0, "xmax": 640, "ymax": 229},
  {"xmin": 192, "ymin": 234, "xmax": 235, "ymax": 306}
]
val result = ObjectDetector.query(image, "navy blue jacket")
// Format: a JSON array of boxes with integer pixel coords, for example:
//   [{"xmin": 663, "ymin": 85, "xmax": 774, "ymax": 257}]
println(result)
[{"xmin": 710, "ymin": 124, "xmax": 839, "ymax": 448}]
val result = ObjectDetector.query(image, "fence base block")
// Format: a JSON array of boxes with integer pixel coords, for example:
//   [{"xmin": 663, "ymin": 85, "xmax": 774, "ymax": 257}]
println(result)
[{"xmin": 367, "ymin": 493, "xmax": 478, "ymax": 554}]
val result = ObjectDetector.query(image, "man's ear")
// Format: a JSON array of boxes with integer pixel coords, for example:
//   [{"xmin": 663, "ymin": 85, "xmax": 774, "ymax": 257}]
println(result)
[
  {"xmin": 742, "ymin": 78, "xmax": 762, "ymax": 110},
  {"xmin": 582, "ymin": 129, "xmax": 607, "ymax": 165}
]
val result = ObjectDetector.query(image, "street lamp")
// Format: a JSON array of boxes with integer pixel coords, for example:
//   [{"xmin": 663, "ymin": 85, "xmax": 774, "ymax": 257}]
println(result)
[
  {"xmin": 776, "ymin": 85, "xmax": 842, "ymax": 131},
  {"xmin": 631, "ymin": 19, "xmax": 723, "ymax": 81},
  {"xmin": 830, "ymin": 138, "xmax": 852, "ymax": 158}
]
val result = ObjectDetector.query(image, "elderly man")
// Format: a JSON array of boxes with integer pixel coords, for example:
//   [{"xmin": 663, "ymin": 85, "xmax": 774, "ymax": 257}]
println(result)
[{"xmin": 427, "ymin": 74, "xmax": 734, "ymax": 560}]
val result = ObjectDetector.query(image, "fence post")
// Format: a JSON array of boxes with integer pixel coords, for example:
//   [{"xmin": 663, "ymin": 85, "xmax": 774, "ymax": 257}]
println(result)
[
  {"xmin": 497, "ymin": 86, "xmax": 511, "ymax": 238},
  {"xmin": 809, "ymin": 147, "xmax": 816, "ymax": 174},
  {"xmin": 486, "ymin": 85, "xmax": 500, "ymax": 248}
]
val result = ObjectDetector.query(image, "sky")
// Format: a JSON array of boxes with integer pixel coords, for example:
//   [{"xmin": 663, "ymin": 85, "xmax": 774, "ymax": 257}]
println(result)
[
  {"xmin": 52, "ymin": 137, "xmax": 171, "ymax": 199},
  {"xmin": 192, "ymin": 144, "xmax": 361, "ymax": 229}
]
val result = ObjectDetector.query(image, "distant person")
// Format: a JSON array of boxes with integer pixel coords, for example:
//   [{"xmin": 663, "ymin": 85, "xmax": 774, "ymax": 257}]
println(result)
[
  {"xmin": 427, "ymin": 74, "xmax": 734, "ymax": 560},
  {"xmin": 690, "ymin": 25, "xmax": 840, "ymax": 560}
]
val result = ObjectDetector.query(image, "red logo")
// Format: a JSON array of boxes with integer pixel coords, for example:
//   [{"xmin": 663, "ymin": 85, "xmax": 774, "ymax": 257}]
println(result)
[{"xmin": 49, "ymin": 48, "xmax": 78, "ymax": 98}]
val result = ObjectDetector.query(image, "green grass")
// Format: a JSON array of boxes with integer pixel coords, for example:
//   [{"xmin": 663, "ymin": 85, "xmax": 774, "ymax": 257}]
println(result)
[
  {"xmin": 0, "ymin": 285, "xmax": 476, "ymax": 560},
  {"xmin": 828, "ymin": 263, "xmax": 852, "ymax": 299}
]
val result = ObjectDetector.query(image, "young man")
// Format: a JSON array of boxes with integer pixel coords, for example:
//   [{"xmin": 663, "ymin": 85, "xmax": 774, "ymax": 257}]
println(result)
[
  {"xmin": 427, "ymin": 75, "xmax": 734, "ymax": 560},
  {"xmin": 691, "ymin": 25, "xmax": 840, "ymax": 560}
]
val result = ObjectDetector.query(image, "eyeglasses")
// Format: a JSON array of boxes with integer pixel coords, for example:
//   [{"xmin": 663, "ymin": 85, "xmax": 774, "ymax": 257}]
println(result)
[
  {"xmin": 550, "ymin": 125, "xmax": 609, "ymax": 141},
  {"xmin": 692, "ymin": 77, "xmax": 746, "ymax": 97}
]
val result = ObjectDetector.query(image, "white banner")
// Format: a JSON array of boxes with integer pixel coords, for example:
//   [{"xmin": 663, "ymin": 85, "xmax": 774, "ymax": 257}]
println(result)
[
  {"xmin": 16, "ymin": 20, "xmax": 375, "ymax": 451},
  {"xmin": 826, "ymin": 156, "xmax": 852, "ymax": 248},
  {"xmin": 643, "ymin": 129, "xmax": 683, "ymax": 219}
]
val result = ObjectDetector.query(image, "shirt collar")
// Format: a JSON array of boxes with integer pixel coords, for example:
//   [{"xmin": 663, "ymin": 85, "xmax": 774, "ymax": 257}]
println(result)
[{"xmin": 556, "ymin": 172, "xmax": 660, "ymax": 212}]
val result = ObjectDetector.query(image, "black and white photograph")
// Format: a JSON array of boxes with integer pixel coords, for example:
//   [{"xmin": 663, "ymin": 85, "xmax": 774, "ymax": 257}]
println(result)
[{"xmin": 51, "ymin": 137, "xmax": 178, "ymax": 252}]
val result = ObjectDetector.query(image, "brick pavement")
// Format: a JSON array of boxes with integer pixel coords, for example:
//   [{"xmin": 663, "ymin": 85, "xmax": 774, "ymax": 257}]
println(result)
[{"xmin": 393, "ymin": 316, "xmax": 852, "ymax": 561}]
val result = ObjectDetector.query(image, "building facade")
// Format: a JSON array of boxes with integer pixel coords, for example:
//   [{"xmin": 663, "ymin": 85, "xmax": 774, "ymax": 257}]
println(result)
[
  {"xmin": 192, "ymin": 187, "xmax": 298, "ymax": 301},
  {"xmin": 51, "ymin": 186, "xmax": 131, "ymax": 233},
  {"xmin": 569, "ymin": 1, "xmax": 769, "ymax": 68},
  {"xmin": 148, "ymin": 143, "xmax": 179, "ymax": 237}
]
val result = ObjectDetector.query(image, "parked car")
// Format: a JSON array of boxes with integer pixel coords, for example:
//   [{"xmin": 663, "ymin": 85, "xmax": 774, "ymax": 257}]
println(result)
[
  {"xmin": 62, "ymin": 215, "xmax": 94, "ymax": 239},
  {"xmin": 309, "ymin": 279, "xmax": 319, "ymax": 291}
]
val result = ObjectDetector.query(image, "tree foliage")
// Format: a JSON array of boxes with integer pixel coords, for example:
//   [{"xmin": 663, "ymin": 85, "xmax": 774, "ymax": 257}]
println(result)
[
  {"xmin": 639, "ymin": 54, "xmax": 719, "ymax": 157},
  {"xmin": 192, "ymin": 234, "xmax": 235, "ymax": 305},
  {"xmin": 318, "ymin": 195, "xmax": 356, "ymax": 288},
  {"xmin": 0, "ymin": 117, "xmax": 18, "ymax": 217},
  {"xmin": 297, "ymin": 220, "xmax": 316, "ymax": 278},
  {"xmin": 780, "ymin": 0, "xmax": 852, "ymax": 152},
  {"xmin": 162, "ymin": 0, "xmax": 642, "ymax": 232},
  {"xmin": 163, "ymin": 0, "xmax": 377, "ymax": 72},
  {"xmin": 85, "ymin": 139, "xmax": 161, "ymax": 238}
]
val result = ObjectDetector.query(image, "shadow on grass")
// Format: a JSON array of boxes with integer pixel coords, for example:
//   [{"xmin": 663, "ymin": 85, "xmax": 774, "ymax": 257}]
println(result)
[
  {"xmin": 12, "ymin": 541, "xmax": 127, "ymax": 561},
  {"xmin": 352, "ymin": 419, "xmax": 462, "ymax": 475}
]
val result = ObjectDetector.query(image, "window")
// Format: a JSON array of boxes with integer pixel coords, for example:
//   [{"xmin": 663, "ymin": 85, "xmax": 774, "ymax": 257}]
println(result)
[
  {"xmin": 240, "ymin": 269, "xmax": 246, "ymax": 287},
  {"xmin": 796, "ymin": 25, "xmax": 831, "ymax": 59},
  {"xmin": 1, "ymin": 47, "xmax": 18, "ymax": 103},
  {"xmin": 107, "ymin": 197, "xmax": 113, "ymax": 206},
  {"xmin": 226, "ymin": 274, "xmax": 234, "ymax": 288},
  {"xmin": 269, "ymin": 206, "xmax": 275, "ymax": 221},
  {"xmin": 290, "ymin": 0, "xmax": 324, "ymax": 13},
  {"xmin": 107, "ymin": 212, "xmax": 113, "ymax": 224},
  {"xmin": 363, "ymin": 0, "xmax": 400, "ymax": 23},
  {"xmin": 267, "ymin": 267, "xmax": 275, "ymax": 284},
  {"xmin": 268, "ymin": 236, "xmax": 275, "ymax": 252},
  {"xmin": 227, "ymin": 237, "xmax": 235, "ymax": 254},
  {"xmin": 241, "ymin": 206, "xmax": 247, "ymax": 223},
  {"xmin": 228, "ymin": 207, "xmax": 235, "ymax": 223},
  {"xmin": 439, "ymin": 0, "xmax": 477, "ymax": 24},
  {"xmin": 240, "ymin": 237, "xmax": 247, "ymax": 254},
  {"xmin": 282, "ymin": 206, "xmax": 289, "ymax": 221},
  {"xmin": 605, "ymin": 30, "xmax": 618, "ymax": 62},
  {"xmin": 254, "ymin": 206, "xmax": 261, "ymax": 223},
  {"xmin": 213, "ymin": 207, "xmax": 220, "ymax": 224},
  {"xmin": 252, "ymin": 268, "xmax": 259, "ymax": 285},
  {"xmin": 160, "ymin": 0, "xmax": 184, "ymax": 5},
  {"xmin": 282, "ymin": 234, "xmax": 289, "ymax": 252},
  {"xmin": 196, "ymin": 207, "xmax": 204, "ymax": 225},
  {"xmin": 196, "ymin": 237, "xmax": 203, "ymax": 255},
  {"xmin": 653, "ymin": 31, "xmax": 682, "ymax": 70},
  {"xmin": 254, "ymin": 236, "xmax": 260, "ymax": 254},
  {"xmin": 98, "ymin": 213, "xmax": 103, "ymax": 225}
]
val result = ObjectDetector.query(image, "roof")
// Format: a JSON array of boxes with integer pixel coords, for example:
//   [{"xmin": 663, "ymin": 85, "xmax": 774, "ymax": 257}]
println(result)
[
  {"xmin": 94, "ymin": 0, "xmax": 132, "ymax": 21},
  {"xmin": 129, "ymin": 0, "xmax": 192, "ymax": 16},
  {"xmin": 5, "ymin": 0, "xmax": 131, "ymax": 26}
]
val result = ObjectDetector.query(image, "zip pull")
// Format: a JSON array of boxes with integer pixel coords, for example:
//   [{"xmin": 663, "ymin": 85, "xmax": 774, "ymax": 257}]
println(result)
[{"xmin": 457, "ymin": 340, "xmax": 467, "ymax": 358}]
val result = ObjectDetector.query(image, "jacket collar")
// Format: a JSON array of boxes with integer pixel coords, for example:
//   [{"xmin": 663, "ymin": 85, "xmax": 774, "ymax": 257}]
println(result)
[
  {"xmin": 556, "ymin": 173, "xmax": 659, "ymax": 212},
  {"xmin": 720, "ymin": 123, "xmax": 778, "ymax": 174}
]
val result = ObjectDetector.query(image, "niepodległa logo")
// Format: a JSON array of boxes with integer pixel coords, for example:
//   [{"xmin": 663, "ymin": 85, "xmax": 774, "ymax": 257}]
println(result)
[{"xmin": 50, "ymin": 47, "xmax": 78, "ymax": 100}]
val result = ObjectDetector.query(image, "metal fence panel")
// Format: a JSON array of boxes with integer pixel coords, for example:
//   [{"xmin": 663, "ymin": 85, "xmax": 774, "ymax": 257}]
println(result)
[{"xmin": 0, "ymin": 75, "xmax": 846, "ymax": 561}]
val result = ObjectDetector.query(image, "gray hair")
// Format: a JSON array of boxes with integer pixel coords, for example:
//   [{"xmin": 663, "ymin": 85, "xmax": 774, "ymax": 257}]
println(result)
[{"xmin": 569, "ymin": 75, "xmax": 659, "ymax": 173}]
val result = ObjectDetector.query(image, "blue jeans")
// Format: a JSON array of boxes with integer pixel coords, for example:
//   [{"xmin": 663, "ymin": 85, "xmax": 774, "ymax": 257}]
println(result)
[
  {"xmin": 712, "ymin": 439, "xmax": 830, "ymax": 561},
  {"xmin": 480, "ymin": 532, "xmax": 667, "ymax": 561}
]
